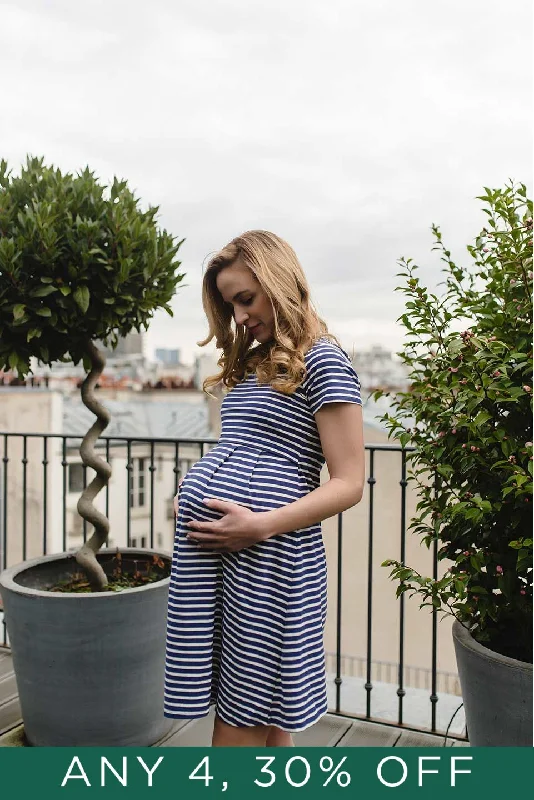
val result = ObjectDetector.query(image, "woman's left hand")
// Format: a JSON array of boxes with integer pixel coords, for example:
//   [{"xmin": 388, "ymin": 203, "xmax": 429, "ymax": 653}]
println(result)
[{"xmin": 186, "ymin": 499, "xmax": 270, "ymax": 552}]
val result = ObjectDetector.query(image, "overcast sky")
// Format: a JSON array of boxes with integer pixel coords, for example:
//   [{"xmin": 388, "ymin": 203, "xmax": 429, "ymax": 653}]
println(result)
[{"xmin": 2, "ymin": 0, "xmax": 532, "ymax": 364}]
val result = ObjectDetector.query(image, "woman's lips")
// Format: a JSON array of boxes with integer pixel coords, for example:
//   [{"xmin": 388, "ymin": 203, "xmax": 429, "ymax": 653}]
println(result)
[{"xmin": 249, "ymin": 323, "xmax": 262, "ymax": 335}]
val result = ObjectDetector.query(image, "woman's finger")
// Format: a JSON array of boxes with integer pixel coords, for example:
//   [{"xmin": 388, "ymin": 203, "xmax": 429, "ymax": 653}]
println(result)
[
  {"xmin": 189, "ymin": 530, "xmax": 224, "ymax": 540},
  {"xmin": 202, "ymin": 498, "xmax": 236, "ymax": 513},
  {"xmin": 187, "ymin": 521, "xmax": 220, "ymax": 532}
]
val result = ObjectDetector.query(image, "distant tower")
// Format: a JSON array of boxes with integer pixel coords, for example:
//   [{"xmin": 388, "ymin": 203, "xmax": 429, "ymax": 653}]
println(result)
[
  {"xmin": 101, "ymin": 332, "xmax": 145, "ymax": 358},
  {"xmin": 155, "ymin": 348, "xmax": 181, "ymax": 365}
]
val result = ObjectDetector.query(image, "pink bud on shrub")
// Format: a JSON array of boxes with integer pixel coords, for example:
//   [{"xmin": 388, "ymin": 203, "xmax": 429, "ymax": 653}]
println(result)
[
  {"xmin": 520, "ymin": 590, "xmax": 526, "ymax": 595},
  {"xmin": 524, "ymin": 386, "xmax": 532, "ymax": 393},
  {"xmin": 496, "ymin": 565, "xmax": 503, "ymax": 574}
]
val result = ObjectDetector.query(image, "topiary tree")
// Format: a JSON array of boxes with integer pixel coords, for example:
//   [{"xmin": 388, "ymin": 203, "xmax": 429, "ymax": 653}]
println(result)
[
  {"xmin": 0, "ymin": 156, "xmax": 185, "ymax": 590},
  {"xmin": 375, "ymin": 182, "xmax": 532, "ymax": 663}
]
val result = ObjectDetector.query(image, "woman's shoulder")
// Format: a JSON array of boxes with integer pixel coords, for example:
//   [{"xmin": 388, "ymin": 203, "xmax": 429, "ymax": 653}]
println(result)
[
  {"xmin": 301, "ymin": 337, "xmax": 361, "ymax": 410},
  {"xmin": 304, "ymin": 336, "xmax": 352, "ymax": 366}
]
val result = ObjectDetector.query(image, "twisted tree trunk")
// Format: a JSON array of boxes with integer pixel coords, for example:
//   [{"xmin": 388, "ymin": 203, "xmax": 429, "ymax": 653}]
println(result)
[{"xmin": 75, "ymin": 340, "xmax": 112, "ymax": 590}]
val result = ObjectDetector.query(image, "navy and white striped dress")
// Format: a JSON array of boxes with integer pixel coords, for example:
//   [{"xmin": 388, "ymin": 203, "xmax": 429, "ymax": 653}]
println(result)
[{"xmin": 164, "ymin": 338, "xmax": 361, "ymax": 731}]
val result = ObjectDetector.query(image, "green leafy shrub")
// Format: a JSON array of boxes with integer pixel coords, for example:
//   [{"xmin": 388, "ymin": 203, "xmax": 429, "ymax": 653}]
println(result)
[
  {"xmin": 376, "ymin": 183, "xmax": 532, "ymax": 663},
  {"xmin": 0, "ymin": 156, "xmax": 184, "ymax": 375}
]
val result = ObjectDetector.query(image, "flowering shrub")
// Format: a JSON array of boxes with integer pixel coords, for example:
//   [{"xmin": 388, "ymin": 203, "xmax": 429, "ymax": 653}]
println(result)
[{"xmin": 375, "ymin": 183, "xmax": 532, "ymax": 663}]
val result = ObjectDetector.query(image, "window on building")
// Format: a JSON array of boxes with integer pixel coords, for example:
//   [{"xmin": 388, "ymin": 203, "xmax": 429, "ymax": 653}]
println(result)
[
  {"xmin": 129, "ymin": 458, "xmax": 146, "ymax": 508},
  {"xmin": 68, "ymin": 463, "xmax": 85, "ymax": 494},
  {"xmin": 131, "ymin": 536, "xmax": 147, "ymax": 548}
]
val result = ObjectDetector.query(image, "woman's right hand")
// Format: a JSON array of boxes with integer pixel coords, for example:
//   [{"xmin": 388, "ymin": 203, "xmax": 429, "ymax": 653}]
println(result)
[{"xmin": 173, "ymin": 478, "xmax": 184, "ymax": 517}]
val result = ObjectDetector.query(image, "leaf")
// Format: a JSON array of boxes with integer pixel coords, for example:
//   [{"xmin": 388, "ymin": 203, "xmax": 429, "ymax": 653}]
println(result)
[
  {"xmin": 35, "ymin": 307, "xmax": 52, "ymax": 317},
  {"xmin": 473, "ymin": 410, "xmax": 491, "ymax": 427},
  {"xmin": 73, "ymin": 286, "xmax": 90, "ymax": 313},
  {"xmin": 13, "ymin": 304, "xmax": 25, "ymax": 320},
  {"xmin": 30, "ymin": 285, "xmax": 57, "ymax": 297},
  {"xmin": 27, "ymin": 328, "xmax": 42, "ymax": 342}
]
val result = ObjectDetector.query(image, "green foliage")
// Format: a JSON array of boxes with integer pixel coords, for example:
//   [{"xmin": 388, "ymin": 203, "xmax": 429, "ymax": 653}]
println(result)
[
  {"xmin": 0, "ymin": 156, "xmax": 185, "ymax": 375},
  {"xmin": 376, "ymin": 183, "xmax": 533, "ymax": 662}
]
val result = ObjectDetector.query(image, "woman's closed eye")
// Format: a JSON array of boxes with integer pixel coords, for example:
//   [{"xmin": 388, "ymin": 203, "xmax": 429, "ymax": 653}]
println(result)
[{"xmin": 226, "ymin": 296, "xmax": 253, "ymax": 311}]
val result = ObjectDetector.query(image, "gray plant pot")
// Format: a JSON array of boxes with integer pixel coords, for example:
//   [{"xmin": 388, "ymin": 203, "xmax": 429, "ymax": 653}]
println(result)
[
  {"xmin": 452, "ymin": 620, "xmax": 533, "ymax": 747},
  {"xmin": 0, "ymin": 549, "xmax": 174, "ymax": 747}
]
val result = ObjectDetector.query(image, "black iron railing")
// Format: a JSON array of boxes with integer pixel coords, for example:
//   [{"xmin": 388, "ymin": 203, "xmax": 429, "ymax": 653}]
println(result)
[{"xmin": 0, "ymin": 432, "xmax": 466, "ymax": 739}]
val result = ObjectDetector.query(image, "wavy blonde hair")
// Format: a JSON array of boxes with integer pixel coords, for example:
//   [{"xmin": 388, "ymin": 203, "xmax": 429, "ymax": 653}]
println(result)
[{"xmin": 198, "ymin": 230, "xmax": 339, "ymax": 395}]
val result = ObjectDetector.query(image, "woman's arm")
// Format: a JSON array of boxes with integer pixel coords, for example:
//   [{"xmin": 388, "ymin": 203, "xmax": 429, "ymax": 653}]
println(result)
[
  {"xmin": 261, "ymin": 402, "xmax": 365, "ymax": 536},
  {"xmin": 187, "ymin": 402, "xmax": 365, "ymax": 550}
]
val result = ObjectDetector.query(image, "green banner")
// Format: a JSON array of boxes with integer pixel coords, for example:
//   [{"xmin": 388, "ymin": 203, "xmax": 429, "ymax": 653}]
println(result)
[{"xmin": 0, "ymin": 747, "xmax": 531, "ymax": 798}]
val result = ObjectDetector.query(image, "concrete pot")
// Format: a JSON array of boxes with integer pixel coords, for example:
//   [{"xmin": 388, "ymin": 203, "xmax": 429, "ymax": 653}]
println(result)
[
  {"xmin": 0, "ymin": 549, "xmax": 174, "ymax": 747},
  {"xmin": 452, "ymin": 620, "xmax": 533, "ymax": 746}
]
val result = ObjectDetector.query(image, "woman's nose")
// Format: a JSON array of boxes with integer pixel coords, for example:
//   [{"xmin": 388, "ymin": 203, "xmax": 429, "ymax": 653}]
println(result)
[{"xmin": 234, "ymin": 309, "xmax": 249, "ymax": 326}]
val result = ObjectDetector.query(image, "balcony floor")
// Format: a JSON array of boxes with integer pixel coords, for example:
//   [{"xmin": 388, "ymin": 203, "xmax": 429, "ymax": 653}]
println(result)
[{"xmin": 0, "ymin": 649, "xmax": 469, "ymax": 748}]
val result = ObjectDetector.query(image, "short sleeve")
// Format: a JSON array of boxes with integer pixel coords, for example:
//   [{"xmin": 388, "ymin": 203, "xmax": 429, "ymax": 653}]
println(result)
[{"xmin": 304, "ymin": 342, "xmax": 362, "ymax": 415}]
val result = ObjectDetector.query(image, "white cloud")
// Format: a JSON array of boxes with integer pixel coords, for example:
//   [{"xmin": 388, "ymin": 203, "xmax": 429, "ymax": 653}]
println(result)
[{"xmin": 1, "ymin": 0, "xmax": 531, "ymax": 363}]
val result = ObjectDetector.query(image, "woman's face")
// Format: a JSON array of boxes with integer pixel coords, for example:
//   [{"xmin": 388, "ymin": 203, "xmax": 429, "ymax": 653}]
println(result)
[{"xmin": 216, "ymin": 258, "xmax": 275, "ymax": 343}]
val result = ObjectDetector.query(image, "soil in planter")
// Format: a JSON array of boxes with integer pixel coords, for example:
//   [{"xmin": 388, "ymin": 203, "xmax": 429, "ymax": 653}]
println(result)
[
  {"xmin": 476, "ymin": 616, "xmax": 533, "ymax": 664},
  {"xmin": 48, "ymin": 552, "xmax": 171, "ymax": 593}
]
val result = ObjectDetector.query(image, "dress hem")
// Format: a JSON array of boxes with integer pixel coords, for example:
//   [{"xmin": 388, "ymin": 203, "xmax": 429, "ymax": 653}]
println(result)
[{"xmin": 164, "ymin": 703, "xmax": 329, "ymax": 733}]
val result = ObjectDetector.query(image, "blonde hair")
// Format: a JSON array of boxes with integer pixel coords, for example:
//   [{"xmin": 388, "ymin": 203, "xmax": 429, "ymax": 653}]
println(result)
[{"xmin": 198, "ymin": 230, "xmax": 339, "ymax": 395}]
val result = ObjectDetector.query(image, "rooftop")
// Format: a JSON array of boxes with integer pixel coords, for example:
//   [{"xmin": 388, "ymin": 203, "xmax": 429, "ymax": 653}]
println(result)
[{"xmin": 62, "ymin": 397, "xmax": 214, "ymax": 440}]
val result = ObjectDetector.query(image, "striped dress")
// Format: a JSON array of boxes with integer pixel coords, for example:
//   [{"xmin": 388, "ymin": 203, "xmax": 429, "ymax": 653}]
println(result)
[{"xmin": 164, "ymin": 338, "xmax": 362, "ymax": 731}]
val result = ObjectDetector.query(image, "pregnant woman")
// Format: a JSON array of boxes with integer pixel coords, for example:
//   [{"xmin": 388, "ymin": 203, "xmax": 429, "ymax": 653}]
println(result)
[{"xmin": 164, "ymin": 230, "xmax": 365, "ymax": 747}]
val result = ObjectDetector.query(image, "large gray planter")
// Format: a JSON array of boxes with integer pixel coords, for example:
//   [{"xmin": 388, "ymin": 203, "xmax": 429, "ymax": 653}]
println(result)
[
  {"xmin": 0, "ymin": 549, "xmax": 174, "ymax": 747},
  {"xmin": 453, "ymin": 620, "xmax": 533, "ymax": 747}
]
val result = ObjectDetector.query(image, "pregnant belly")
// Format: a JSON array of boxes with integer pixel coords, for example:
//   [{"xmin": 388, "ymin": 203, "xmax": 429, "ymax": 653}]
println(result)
[{"xmin": 177, "ymin": 442, "xmax": 308, "ymax": 518}]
